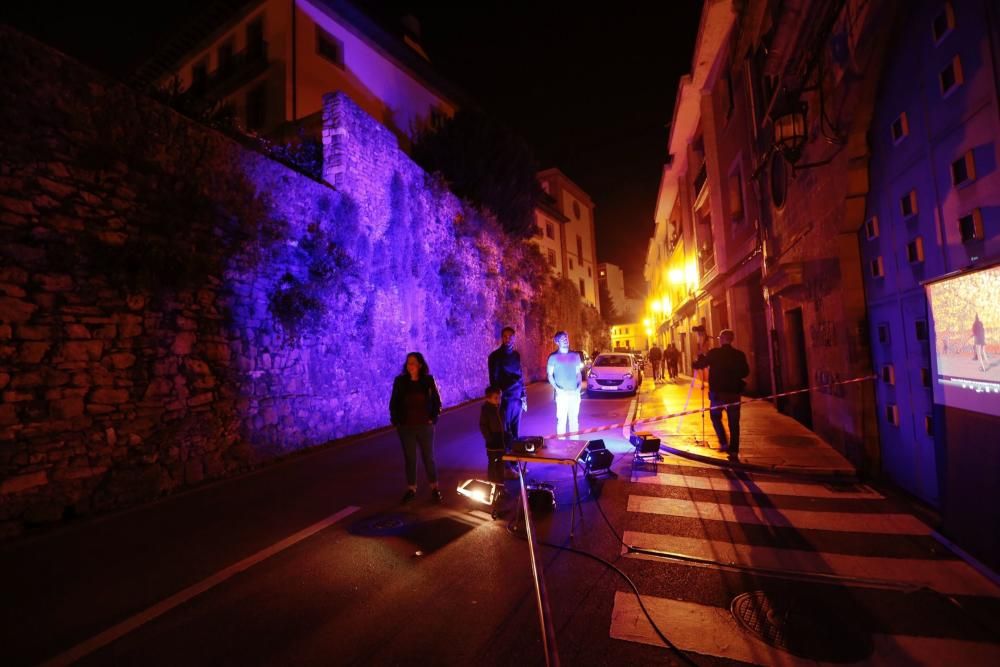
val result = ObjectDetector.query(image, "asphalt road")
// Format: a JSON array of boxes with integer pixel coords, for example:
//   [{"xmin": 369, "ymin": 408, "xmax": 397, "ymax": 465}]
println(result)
[{"xmin": 2, "ymin": 379, "xmax": 998, "ymax": 666}]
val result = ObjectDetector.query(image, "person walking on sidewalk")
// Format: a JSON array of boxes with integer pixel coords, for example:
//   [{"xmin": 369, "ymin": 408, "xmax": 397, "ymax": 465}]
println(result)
[
  {"xmin": 389, "ymin": 352, "xmax": 443, "ymax": 503},
  {"xmin": 487, "ymin": 326, "xmax": 527, "ymax": 450},
  {"xmin": 692, "ymin": 330, "xmax": 749, "ymax": 459},
  {"xmin": 665, "ymin": 343, "xmax": 681, "ymax": 380},
  {"xmin": 547, "ymin": 331, "xmax": 584, "ymax": 436},
  {"xmin": 648, "ymin": 344, "xmax": 663, "ymax": 383}
]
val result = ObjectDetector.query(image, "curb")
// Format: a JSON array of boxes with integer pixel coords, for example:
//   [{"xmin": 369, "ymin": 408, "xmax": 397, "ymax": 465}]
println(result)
[{"xmin": 655, "ymin": 441, "xmax": 860, "ymax": 481}]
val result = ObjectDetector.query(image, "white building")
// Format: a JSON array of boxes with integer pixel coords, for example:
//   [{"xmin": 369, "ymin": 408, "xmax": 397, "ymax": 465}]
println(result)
[{"xmin": 537, "ymin": 168, "xmax": 600, "ymax": 312}]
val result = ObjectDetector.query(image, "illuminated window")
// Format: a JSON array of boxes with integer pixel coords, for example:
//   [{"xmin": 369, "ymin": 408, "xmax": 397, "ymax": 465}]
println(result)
[
  {"xmin": 932, "ymin": 2, "xmax": 955, "ymax": 44},
  {"xmin": 877, "ymin": 323, "xmax": 890, "ymax": 344},
  {"xmin": 951, "ymin": 151, "xmax": 976, "ymax": 187},
  {"xmin": 881, "ymin": 364, "xmax": 895, "ymax": 385},
  {"xmin": 317, "ymin": 26, "xmax": 344, "ymax": 68},
  {"xmin": 959, "ymin": 209, "xmax": 984, "ymax": 243},
  {"xmin": 891, "ymin": 112, "xmax": 908, "ymax": 144},
  {"xmin": 886, "ymin": 404, "xmax": 899, "ymax": 426},
  {"xmin": 545, "ymin": 221, "xmax": 555, "ymax": 239},
  {"xmin": 939, "ymin": 56, "xmax": 963, "ymax": 96},
  {"xmin": 865, "ymin": 216, "xmax": 879, "ymax": 240},
  {"xmin": 900, "ymin": 190, "xmax": 918, "ymax": 218},
  {"xmin": 870, "ymin": 256, "xmax": 884, "ymax": 278},
  {"xmin": 915, "ymin": 319, "xmax": 929, "ymax": 341},
  {"xmin": 906, "ymin": 237, "xmax": 924, "ymax": 264}
]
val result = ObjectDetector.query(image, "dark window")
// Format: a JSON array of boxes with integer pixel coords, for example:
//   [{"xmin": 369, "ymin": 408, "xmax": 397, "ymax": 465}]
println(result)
[
  {"xmin": 547, "ymin": 249, "xmax": 557, "ymax": 267},
  {"xmin": 724, "ymin": 73, "xmax": 735, "ymax": 118},
  {"xmin": 959, "ymin": 209, "xmax": 983, "ymax": 242},
  {"xmin": 891, "ymin": 113, "xmax": 908, "ymax": 143},
  {"xmin": 579, "ymin": 278, "xmax": 586, "ymax": 297},
  {"xmin": 925, "ymin": 414, "xmax": 934, "ymax": 435},
  {"xmin": 915, "ymin": 319, "xmax": 929, "ymax": 341},
  {"xmin": 770, "ymin": 155, "xmax": 787, "ymax": 209},
  {"xmin": 217, "ymin": 39, "xmax": 234, "ymax": 77},
  {"xmin": 865, "ymin": 216, "xmax": 879, "ymax": 240},
  {"xmin": 886, "ymin": 404, "xmax": 898, "ymax": 426},
  {"xmin": 576, "ymin": 234, "xmax": 584, "ymax": 259},
  {"xmin": 881, "ymin": 365, "xmax": 895, "ymax": 384},
  {"xmin": 940, "ymin": 57, "xmax": 963, "ymax": 95},
  {"xmin": 588, "ymin": 266, "xmax": 592, "ymax": 278},
  {"xmin": 921, "ymin": 368, "xmax": 932, "ymax": 388},
  {"xmin": 246, "ymin": 83, "xmax": 267, "ymax": 130},
  {"xmin": 877, "ymin": 323, "xmax": 890, "ymax": 344},
  {"xmin": 951, "ymin": 152, "xmax": 975, "ymax": 186},
  {"xmin": 569, "ymin": 258, "xmax": 574, "ymax": 270},
  {"xmin": 900, "ymin": 190, "xmax": 917, "ymax": 218},
  {"xmin": 545, "ymin": 221, "xmax": 555, "ymax": 239},
  {"xmin": 932, "ymin": 3, "xmax": 955, "ymax": 43},
  {"xmin": 870, "ymin": 257, "xmax": 884, "ymax": 278},
  {"xmin": 907, "ymin": 237, "xmax": 924, "ymax": 263},
  {"xmin": 246, "ymin": 16, "xmax": 265, "ymax": 59},
  {"xmin": 316, "ymin": 26, "xmax": 344, "ymax": 67},
  {"xmin": 191, "ymin": 59, "xmax": 208, "ymax": 93},
  {"xmin": 729, "ymin": 168, "xmax": 744, "ymax": 222}
]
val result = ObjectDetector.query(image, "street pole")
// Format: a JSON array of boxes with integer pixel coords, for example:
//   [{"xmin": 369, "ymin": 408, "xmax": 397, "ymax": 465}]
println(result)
[{"xmin": 518, "ymin": 461, "xmax": 560, "ymax": 667}]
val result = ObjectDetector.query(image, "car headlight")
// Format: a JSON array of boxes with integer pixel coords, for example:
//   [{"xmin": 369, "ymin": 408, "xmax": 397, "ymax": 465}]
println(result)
[
  {"xmin": 589, "ymin": 372, "xmax": 599, "ymax": 380},
  {"xmin": 624, "ymin": 373, "xmax": 633, "ymax": 378}
]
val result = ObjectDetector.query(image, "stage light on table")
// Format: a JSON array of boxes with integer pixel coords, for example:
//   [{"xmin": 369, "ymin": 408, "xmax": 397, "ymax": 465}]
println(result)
[{"xmin": 580, "ymin": 439, "xmax": 615, "ymax": 479}]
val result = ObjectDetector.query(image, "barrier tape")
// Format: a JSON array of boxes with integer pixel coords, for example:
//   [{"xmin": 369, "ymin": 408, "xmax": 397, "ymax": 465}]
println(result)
[{"xmin": 541, "ymin": 374, "xmax": 877, "ymax": 440}]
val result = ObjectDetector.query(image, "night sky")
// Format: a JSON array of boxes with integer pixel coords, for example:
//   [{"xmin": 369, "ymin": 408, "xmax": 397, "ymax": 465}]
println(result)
[{"xmin": 1, "ymin": 1, "xmax": 701, "ymax": 292}]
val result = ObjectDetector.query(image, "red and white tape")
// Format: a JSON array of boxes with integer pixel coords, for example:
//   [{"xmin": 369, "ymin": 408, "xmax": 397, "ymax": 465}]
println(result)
[{"xmin": 541, "ymin": 374, "xmax": 877, "ymax": 440}]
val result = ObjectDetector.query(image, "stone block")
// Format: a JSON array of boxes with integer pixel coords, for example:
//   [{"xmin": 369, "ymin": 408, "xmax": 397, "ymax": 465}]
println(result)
[
  {"xmin": 60, "ymin": 340, "xmax": 103, "ymax": 362},
  {"xmin": 126, "ymin": 294, "xmax": 146, "ymax": 310},
  {"xmin": 90, "ymin": 388, "xmax": 129, "ymax": 404},
  {"xmin": 0, "ymin": 296, "xmax": 37, "ymax": 322},
  {"xmin": 86, "ymin": 404, "xmax": 115, "ymax": 415},
  {"xmin": 0, "ymin": 283, "xmax": 27, "ymax": 298},
  {"xmin": 97, "ymin": 231, "xmax": 127, "ymax": 246},
  {"xmin": 143, "ymin": 378, "xmax": 173, "ymax": 398},
  {"xmin": 0, "ymin": 324, "xmax": 11, "ymax": 339},
  {"xmin": 2, "ymin": 390, "xmax": 34, "ymax": 402},
  {"xmin": 19, "ymin": 342, "xmax": 51, "ymax": 364},
  {"xmin": 0, "ymin": 195, "xmax": 37, "ymax": 216},
  {"xmin": 35, "ymin": 273, "xmax": 74, "ymax": 291},
  {"xmin": 117, "ymin": 314, "xmax": 143, "ymax": 338},
  {"xmin": 106, "ymin": 353, "xmax": 136, "ymax": 370},
  {"xmin": 50, "ymin": 397, "xmax": 84, "ymax": 419},
  {"xmin": 0, "ymin": 267, "xmax": 28, "ymax": 284},
  {"xmin": 172, "ymin": 332, "xmax": 196, "ymax": 356},
  {"xmin": 15, "ymin": 325, "xmax": 51, "ymax": 341},
  {"xmin": 0, "ymin": 403, "xmax": 16, "ymax": 425},
  {"xmin": 185, "ymin": 460, "xmax": 205, "ymax": 484},
  {"xmin": 187, "ymin": 392, "xmax": 214, "ymax": 407},
  {"xmin": 55, "ymin": 466, "xmax": 108, "ymax": 481},
  {"xmin": 24, "ymin": 503, "xmax": 64, "ymax": 524},
  {"xmin": 0, "ymin": 470, "xmax": 47, "ymax": 494},
  {"xmin": 93, "ymin": 326, "xmax": 118, "ymax": 339},
  {"xmin": 65, "ymin": 324, "xmax": 91, "ymax": 339},
  {"xmin": 11, "ymin": 372, "xmax": 43, "ymax": 389},
  {"xmin": 184, "ymin": 359, "xmax": 211, "ymax": 375}
]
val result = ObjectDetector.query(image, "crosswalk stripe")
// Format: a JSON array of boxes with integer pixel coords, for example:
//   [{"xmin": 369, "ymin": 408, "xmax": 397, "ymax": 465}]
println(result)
[
  {"xmin": 610, "ymin": 591, "xmax": 1000, "ymax": 666},
  {"xmin": 631, "ymin": 471, "xmax": 883, "ymax": 500},
  {"xmin": 627, "ymin": 494, "xmax": 930, "ymax": 535},
  {"xmin": 622, "ymin": 531, "xmax": 999, "ymax": 597}
]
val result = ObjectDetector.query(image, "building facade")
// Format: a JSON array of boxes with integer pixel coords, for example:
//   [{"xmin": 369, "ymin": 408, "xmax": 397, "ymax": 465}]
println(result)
[
  {"xmin": 132, "ymin": 0, "xmax": 459, "ymax": 147},
  {"xmin": 538, "ymin": 168, "xmax": 601, "ymax": 312},
  {"xmin": 610, "ymin": 323, "xmax": 647, "ymax": 352},
  {"xmin": 598, "ymin": 263, "xmax": 626, "ymax": 317},
  {"xmin": 860, "ymin": 0, "xmax": 1000, "ymax": 569},
  {"xmin": 646, "ymin": 0, "xmax": 898, "ymax": 462}
]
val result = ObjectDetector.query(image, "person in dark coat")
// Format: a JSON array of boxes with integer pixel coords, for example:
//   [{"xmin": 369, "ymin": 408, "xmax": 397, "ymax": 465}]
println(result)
[
  {"xmin": 665, "ymin": 343, "xmax": 681, "ymax": 380},
  {"xmin": 480, "ymin": 386, "xmax": 506, "ymax": 483},
  {"xmin": 692, "ymin": 330, "xmax": 749, "ymax": 459},
  {"xmin": 389, "ymin": 352, "xmax": 443, "ymax": 503},
  {"xmin": 648, "ymin": 345, "xmax": 663, "ymax": 382},
  {"xmin": 487, "ymin": 326, "xmax": 527, "ymax": 450}
]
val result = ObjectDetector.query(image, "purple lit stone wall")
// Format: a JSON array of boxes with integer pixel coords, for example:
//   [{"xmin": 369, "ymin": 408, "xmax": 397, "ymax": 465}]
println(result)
[{"xmin": 0, "ymin": 28, "xmax": 546, "ymax": 536}]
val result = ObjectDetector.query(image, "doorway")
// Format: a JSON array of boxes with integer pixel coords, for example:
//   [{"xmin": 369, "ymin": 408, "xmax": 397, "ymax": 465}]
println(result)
[{"xmin": 783, "ymin": 307, "xmax": 812, "ymax": 427}]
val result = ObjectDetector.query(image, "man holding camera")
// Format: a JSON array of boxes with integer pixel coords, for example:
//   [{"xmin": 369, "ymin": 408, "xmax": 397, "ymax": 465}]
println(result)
[{"xmin": 692, "ymin": 328, "xmax": 749, "ymax": 460}]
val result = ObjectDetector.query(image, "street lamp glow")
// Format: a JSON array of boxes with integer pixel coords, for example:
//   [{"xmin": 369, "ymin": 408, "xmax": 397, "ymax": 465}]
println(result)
[
  {"xmin": 651, "ymin": 299, "xmax": 663, "ymax": 314},
  {"xmin": 685, "ymin": 260, "xmax": 698, "ymax": 288},
  {"xmin": 669, "ymin": 268, "xmax": 684, "ymax": 285},
  {"xmin": 643, "ymin": 318, "xmax": 651, "ymax": 327}
]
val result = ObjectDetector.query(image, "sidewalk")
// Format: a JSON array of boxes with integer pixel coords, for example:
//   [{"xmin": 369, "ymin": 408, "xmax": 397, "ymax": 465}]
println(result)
[{"xmin": 635, "ymin": 374, "xmax": 857, "ymax": 477}]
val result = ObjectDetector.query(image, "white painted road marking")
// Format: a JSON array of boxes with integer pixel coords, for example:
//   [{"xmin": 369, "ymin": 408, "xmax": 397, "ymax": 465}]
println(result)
[
  {"xmin": 40, "ymin": 506, "xmax": 361, "ymax": 667},
  {"xmin": 631, "ymin": 470, "xmax": 883, "ymax": 499},
  {"xmin": 627, "ymin": 494, "xmax": 931, "ymax": 535},
  {"xmin": 622, "ymin": 531, "xmax": 1000, "ymax": 597},
  {"xmin": 610, "ymin": 591, "xmax": 1000, "ymax": 666}
]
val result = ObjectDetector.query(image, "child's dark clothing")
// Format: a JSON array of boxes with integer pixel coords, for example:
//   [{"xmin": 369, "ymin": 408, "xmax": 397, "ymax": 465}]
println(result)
[{"xmin": 479, "ymin": 401, "xmax": 505, "ymax": 483}]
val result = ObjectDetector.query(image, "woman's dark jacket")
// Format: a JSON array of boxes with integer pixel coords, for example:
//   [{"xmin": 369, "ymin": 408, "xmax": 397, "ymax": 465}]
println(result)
[{"xmin": 389, "ymin": 374, "xmax": 443, "ymax": 426}]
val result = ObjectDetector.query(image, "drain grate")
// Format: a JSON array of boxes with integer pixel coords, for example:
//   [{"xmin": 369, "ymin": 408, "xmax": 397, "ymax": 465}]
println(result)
[{"xmin": 731, "ymin": 591, "xmax": 873, "ymax": 663}]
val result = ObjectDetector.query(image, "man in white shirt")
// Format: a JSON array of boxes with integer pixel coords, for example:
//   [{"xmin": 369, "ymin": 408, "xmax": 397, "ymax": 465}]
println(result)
[{"xmin": 546, "ymin": 331, "xmax": 584, "ymax": 436}]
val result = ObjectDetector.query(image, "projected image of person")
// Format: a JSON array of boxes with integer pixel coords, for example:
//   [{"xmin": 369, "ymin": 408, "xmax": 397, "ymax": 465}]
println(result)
[{"xmin": 972, "ymin": 313, "xmax": 989, "ymax": 373}]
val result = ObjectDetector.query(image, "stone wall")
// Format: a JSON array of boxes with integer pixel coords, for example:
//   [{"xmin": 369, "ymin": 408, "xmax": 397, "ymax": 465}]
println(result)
[{"xmin": 0, "ymin": 27, "xmax": 546, "ymax": 537}]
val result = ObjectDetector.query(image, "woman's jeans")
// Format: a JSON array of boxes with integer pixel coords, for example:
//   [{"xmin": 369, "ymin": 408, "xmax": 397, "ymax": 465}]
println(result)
[{"xmin": 398, "ymin": 424, "xmax": 437, "ymax": 486}]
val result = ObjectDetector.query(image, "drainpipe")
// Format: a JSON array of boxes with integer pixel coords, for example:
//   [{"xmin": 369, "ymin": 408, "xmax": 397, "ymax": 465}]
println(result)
[{"xmin": 291, "ymin": 0, "xmax": 297, "ymax": 123}]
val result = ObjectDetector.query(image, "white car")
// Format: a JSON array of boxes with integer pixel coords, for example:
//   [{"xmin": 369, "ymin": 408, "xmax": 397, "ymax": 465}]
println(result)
[{"xmin": 586, "ymin": 353, "xmax": 639, "ymax": 396}]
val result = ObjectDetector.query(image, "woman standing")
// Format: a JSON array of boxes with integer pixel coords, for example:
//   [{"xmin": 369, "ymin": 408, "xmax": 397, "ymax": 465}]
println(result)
[{"xmin": 389, "ymin": 352, "xmax": 443, "ymax": 503}]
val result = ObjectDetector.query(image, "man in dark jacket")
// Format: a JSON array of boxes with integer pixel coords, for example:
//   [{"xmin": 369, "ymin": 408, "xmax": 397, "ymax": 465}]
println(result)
[
  {"xmin": 692, "ymin": 329, "xmax": 749, "ymax": 459},
  {"xmin": 648, "ymin": 345, "xmax": 663, "ymax": 382},
  {"xmin": 488, "ymin": 326, "xmax": 527, "ymax": 450}
]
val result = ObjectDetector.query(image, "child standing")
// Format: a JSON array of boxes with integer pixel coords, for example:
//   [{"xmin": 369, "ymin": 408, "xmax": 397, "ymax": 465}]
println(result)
[{"xmin": 480, "ymin": 386, "xmax": 505, "ymax": 483}]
